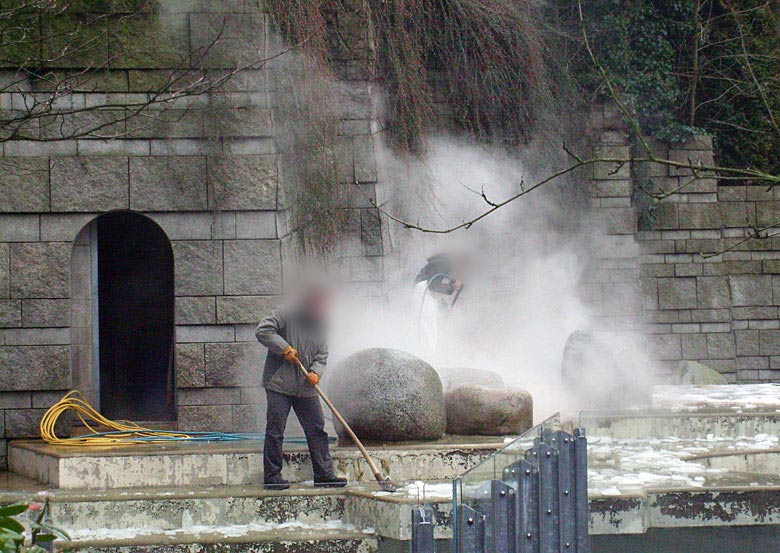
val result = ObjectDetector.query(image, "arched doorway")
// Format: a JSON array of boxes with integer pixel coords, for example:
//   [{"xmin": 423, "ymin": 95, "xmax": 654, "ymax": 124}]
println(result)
[{"xmin": 71, "ymin": 212, "xmax": 175, "ymax": 422}]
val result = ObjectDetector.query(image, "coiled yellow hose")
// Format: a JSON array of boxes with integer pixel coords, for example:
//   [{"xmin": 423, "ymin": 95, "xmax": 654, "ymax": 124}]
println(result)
[{"xmin": 40, "ymin": 390, "xmax": 192, "ymax": 446}]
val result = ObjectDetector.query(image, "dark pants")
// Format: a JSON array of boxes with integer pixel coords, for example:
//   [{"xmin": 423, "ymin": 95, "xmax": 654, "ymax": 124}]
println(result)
[{"xmin": 263, "ymin": 389, "xmax": 335, "ymax": 482}]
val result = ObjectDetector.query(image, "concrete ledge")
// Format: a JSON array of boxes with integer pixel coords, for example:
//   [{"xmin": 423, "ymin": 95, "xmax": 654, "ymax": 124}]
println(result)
[{"xmin": 8, "ymin": 440, "xmax": 500, "ymax": 489}]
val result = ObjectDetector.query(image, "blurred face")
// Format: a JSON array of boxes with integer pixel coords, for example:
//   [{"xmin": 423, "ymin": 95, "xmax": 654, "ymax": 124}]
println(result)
[{"xmin": 302, "ymin": 288, "xmax": 330, "ymax": 322}]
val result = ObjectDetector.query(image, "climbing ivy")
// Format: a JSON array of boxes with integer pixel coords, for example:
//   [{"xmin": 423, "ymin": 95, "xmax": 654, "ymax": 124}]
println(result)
[{"xmin": 577, "ymin": 0, "xmax": 780, "ymax": 178}]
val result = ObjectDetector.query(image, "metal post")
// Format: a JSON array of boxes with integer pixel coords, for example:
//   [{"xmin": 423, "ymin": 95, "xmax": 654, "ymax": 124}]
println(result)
[
  {"xmin": 412, "ymin": 507, "xmax": 436, "ymax": 553},
  {"xmin": 574, "ymin": 428, "xmax": 590, "ymax": 553},
  {"xmin": 556, "ymin": 431, "xmax": 576, "ymax": 551},
  {"xmin": 538, "ymin": 443, "xmax": 560, "ymax": 553},
  {"xmin": 505, "ymin": 458, "xmax": 540, "ymax": 553},
  {"xmin": 459, "ymin": 504, "xmax": 486, "ymax": 553},
  {"xmin": 485, "ymin": 480, "xmax": 516, "ymax": 552}
]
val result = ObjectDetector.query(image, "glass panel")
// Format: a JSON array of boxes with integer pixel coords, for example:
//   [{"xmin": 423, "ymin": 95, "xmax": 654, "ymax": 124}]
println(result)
[{"xmin": 452, "ymin": 413, "xmax": 562, "ymax": 552}]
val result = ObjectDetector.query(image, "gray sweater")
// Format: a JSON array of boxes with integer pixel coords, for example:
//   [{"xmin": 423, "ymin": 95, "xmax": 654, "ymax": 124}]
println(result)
[{"xmin": 255, "ymin": 305, "xmax": 328, "ymax": 398}]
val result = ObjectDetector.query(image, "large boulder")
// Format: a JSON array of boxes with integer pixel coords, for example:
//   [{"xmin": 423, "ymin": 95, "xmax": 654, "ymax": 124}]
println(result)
[
  {"xmin": 326, "ymin": 348, "xmax": 446, "ymax": 442},
  {"xmin": 439, "ymin": 367, "xmax": 505, "ymax": 393},
  {"xmin": 561, "ymin": 330, "xmax": 653, "ymax": 409},
  {"xmin": 445, "ymin": 385, "xmax": 533, "ymax": 436},
  {"xmin": 668, "ymin": 360, "xmax": 729, "ymax": 385}
]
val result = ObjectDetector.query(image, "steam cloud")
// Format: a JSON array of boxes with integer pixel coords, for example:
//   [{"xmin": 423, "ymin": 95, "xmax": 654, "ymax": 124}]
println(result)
[{"xmin": 330, "ymin": 137, "xmax": 655, "ymax": 420}]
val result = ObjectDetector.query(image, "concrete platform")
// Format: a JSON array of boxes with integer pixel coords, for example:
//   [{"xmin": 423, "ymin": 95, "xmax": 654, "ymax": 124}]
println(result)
[
  {"xmin": 8, "ymin": 438, "xmax": 502, "ymax": 490},
  {"xmin": 6, "ymin": 384, "xmax": 780, "ymax": 551}
]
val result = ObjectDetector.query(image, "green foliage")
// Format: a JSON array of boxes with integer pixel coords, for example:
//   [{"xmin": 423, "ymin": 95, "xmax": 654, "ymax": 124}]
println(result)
[
  {"xmin": 0, "ymin": 502, "xmax": 71, "ymax": 552},
  {"xmin": 578, "ymin": 0, "xmax": 780, "ymax": 178}
]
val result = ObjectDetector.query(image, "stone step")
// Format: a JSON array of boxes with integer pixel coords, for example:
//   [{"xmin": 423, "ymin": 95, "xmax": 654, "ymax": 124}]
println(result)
[
  {"xmin": 42, "ymin": 483, "xmax": 454, "ymax": 542},
  {"xmin": 54, "ymin": 525, "xmax": 379, "ymax": 552},
  {"xmin": 47, "ymin": 486, "xmax": 348, "ymax": 533},
  {"xmin": 581, "ymin": 411, "xmax": 780, "ymax": 440},
  {"xmin": 9, "ymin": 440, "xmax": 499, "ymax": 490}
]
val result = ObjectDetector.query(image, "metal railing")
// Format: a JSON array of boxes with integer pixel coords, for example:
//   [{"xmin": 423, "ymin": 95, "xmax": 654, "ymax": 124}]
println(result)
[{"xmin": 446, "ymin": 414, "xmax": 590, "ymax": 553}]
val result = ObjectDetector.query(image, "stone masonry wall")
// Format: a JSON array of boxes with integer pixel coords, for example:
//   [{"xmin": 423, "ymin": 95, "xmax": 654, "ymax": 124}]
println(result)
[
  {"xmin": 585, "ymin": 103, "xmax": 780, "ymax": 383},
  {"xmin": 0, "ymin": 0, "xmax": 385, "ymax": 469}
]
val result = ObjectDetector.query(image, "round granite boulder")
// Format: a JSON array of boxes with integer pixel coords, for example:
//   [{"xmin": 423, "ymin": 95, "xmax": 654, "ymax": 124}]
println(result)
[
  {"xmin": 445, "ymin": 385, "xmax": 533, "ymax": 436},
  {"xmin": 439, "ymin": 367, "xmax": 505, "ymax": 393},
  {"xmin": 326, "ymin": 348, "xmax": 446, "ymax": 442}
]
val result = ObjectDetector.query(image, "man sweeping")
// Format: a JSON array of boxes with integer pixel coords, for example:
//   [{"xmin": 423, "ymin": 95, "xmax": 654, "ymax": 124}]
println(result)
[{"xmin": 255, "ymin": 285, "xmax": 347, "ymax": 490}]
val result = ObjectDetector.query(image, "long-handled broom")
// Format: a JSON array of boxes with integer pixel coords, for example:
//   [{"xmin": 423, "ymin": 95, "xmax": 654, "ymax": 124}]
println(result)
[{"xmin": 293, "ymin": 357, "xmax": 398, "ymax": 492}]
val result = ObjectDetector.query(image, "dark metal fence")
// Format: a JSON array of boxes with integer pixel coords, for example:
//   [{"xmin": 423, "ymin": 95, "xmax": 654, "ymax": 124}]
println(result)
[{"xmin": 411, "ymin": 414, "xmax": 589, "ymax": 553}]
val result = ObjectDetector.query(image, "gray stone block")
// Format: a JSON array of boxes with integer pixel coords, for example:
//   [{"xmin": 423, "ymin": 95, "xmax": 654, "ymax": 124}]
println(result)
[
  {"xmin": 175, "ymin": 296, "xmax": 216, "ymax": 325},
  {"xmin": 189, "ymin": 13, "xmax": 266, "ymax": 69},
  {"xmin": 235, "ymin": 212, "xmax": 276, "ymax": 239},
  {"xmin": 361, "ymin": 209, "xmax": 382, "ymax": 256},
  {"xmin": 690, "ymin": 309, "xmax": 731, "ymax": 323},
  {"xmin": 148, "ymin": 212, "xmax": 235, "ymax": 240},
  {"xmin": 234, "ymin": 324, "xmax": 258, "ymax": 342},
  {"xmin": 4, "ymin": 409, "xmax": 52, "ymax": 438},
  {"xmin": 730, "ymin": 275, "xmax": 772, "ymax": 306},
  {"xmin": 735, "ymin": 330, "xmax": 760, "ymax": 356},
  {"xmin": 50, "ymin": 157, "xmax": 129, "ymax": 212},
  {"xmin": 232, "ymin": 404, "xmax": 260, "ymax": 433},
  {"xmin": 696, "ymin": 276, "xmax": 730, "ymax": 308},
  {"xmin": 205, "ymin": 342, "xmax": 266, "ymax": 387},
  {"xmin": 707, "ymin": 333, "xmax": 736, "ymax": 359},
  {"xmin": 353, "ymin": 135, "xmax": 377, "ymax": 183},
  {"xmin": 178, "ymin": 405, "xmax": 232, "ymax": 433},
  {"xmin": 216, "ymin": 295, "xmax": 278, "ymax": 324},
  {"xmin": 178, "ymin": 387, "xmax": 240, "ymax": 406},
  {"xmin": 0, "ymin": 158, "xmax": 49, "ymax": 213},
  {"xmin": 9, "ymin": 242, "xmax": 70, "ymax": 299},
  {"xmin": 0, "ymin": 244, "xmax": 8, "ymax": 298},
  {"xmin": 126, "ymin": 109, "xmax": 204, "ymax": 139},
  {"xmin": 668, "ymin": 148, "xmax": 715, "ymax": 175},
  {"xmin": 593, "ymin": 146, "xmax": 630, "ymax": 180},
  {"xmin": 108, "ymin": 12, "xmax": 190, "ymax": 69},
  {"xmin": 5, "ymin": 328, "xmax": 69, "ymax": 345},
  {"xmin": 0, "ymin": 300, "xmax": 21, "ymax": 328},
  {"xmin": 31, "ymin": 390, "xmax": 66, "ymax": 409},
  {"xmin": 681, "ymin": 334, "xmax": 707, "ymax": 359},
  {"xmin": 719, "ymin": 202, "xmax": 751, "ymax": 228},
  {"xmin": 176, "ymin": 343, "xmax": 205, "ymax": 388},
  {"xmin": 677, "ymin": 204, "xmax": 720, "ymax": 229},
  {"xmin": 0, "ymin": 215, "xmax": 39, "ymax": 242},
  {"xmin": 208, "ymin": 155, "xmax": 277, "ymax": 210},
  {"xmin": 172, "ymin": 240, "xmax": 223, "ymax": 295},
  {"xmin": 40, "ymin": 214, "xmax": 95, "ymax": 242},
  {"xmin": 200, "ymin": 0, "xmax": 264, "ymax": 12},
  {"xmin": 658, "ymin": 277, "xmax": 697, "ymax": 310},
  {"xmin": 759, "ymin": 330, "xmax": 780, "ymax": 356},
  {"xmin": 0, "ymin": 345, "xmax": 69, "ymax": 390},
  {"xmin": 223, "ymin": 240, "xmax": 281, "ymax": 295},
  {"xmin": 205, "ymin": 106, "xmax": 273, "ymax": 138},
  {"xmin": 77, "ymin": 139, "xmax": 149, "ymax": 156},
  {"xmin": 176, "ymin": 325, "xmax": 234, "ymax": 343},
  {"xmin": 21, "ymin": 299, "xmax": 70, "ymax": 328},
  {"xmin": 130, "ymin": 156, "xmax": 208, "ymax": 211},
  {"xmin": 0, "ymin": 392, "xmax": 31, "ymax": 409},
  {"xmin": 647, "ymin": 333, "xmax": 682, "ymax": 361},
  {"xmin": 593, "ymin": 180, "xmax": 631, "ymax": 198}
]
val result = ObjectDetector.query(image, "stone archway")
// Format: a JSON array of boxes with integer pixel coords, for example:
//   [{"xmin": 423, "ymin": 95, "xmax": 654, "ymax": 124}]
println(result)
[{"xmin": 71, "ymin": 211, "xmax": 176, "ymax": 423}]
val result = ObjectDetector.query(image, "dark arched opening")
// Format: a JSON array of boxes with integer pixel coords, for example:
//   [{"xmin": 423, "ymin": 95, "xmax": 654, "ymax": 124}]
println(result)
[{"xmin": 94, "ymin": 212, "xmax": 175, "ymax": 422}]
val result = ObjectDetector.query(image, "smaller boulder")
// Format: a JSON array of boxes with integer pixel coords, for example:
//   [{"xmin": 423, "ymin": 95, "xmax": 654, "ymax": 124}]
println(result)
[
  {"xmin": 439, "ymin": 367, "xmax": 505, "ymax": 393},
  {"xmin": 668, "ymin": 360, "xmax": 729, "ymax": 385},
  {"xmin": 445, "ymin": 385, "xmax": 533, "ymax": 436}
]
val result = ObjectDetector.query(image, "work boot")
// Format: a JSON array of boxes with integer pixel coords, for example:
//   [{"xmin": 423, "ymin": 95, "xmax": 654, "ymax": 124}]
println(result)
[
  {"xmin": 264, "ymin": 478, "xmax": 290, "ymax": 491},
  {"xmin": 314, "ymin": 475, "xmax": 348, "ymax": 488}
]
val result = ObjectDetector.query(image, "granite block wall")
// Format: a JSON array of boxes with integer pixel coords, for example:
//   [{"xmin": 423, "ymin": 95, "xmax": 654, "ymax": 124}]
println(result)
[
  {"xmin": 0, "ymin": 0, "xmax": 385, "ymax": 468},
  {"xmin": 585, "ymin": 103, "xmax": 780, "ymax": 382}
]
